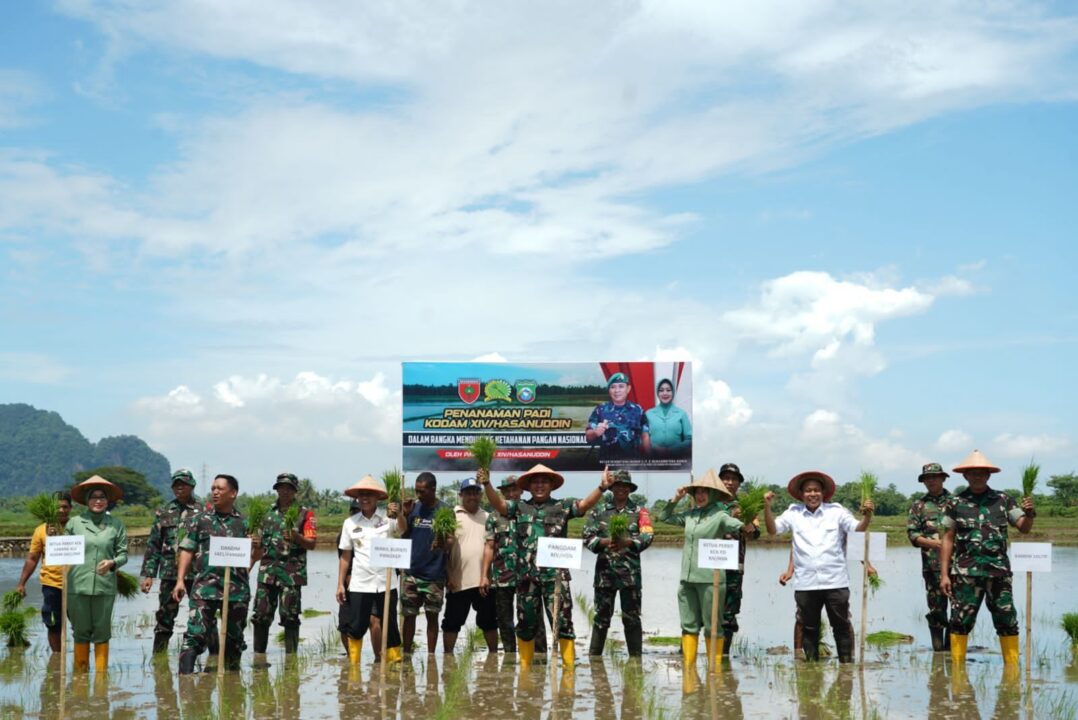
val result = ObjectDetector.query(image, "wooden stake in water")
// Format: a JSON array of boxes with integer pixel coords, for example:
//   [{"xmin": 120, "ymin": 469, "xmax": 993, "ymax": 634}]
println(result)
[
  {"xmin": 859, "ymin": 532, "xmax": 870, "ymax": 665},
  {"xmin": 381, "ymin": 568, "xmax": 392, "ymax": 678},
  {"xmin": 551, "ymin": 574, "xmax": 562, "ymax": 694},
  {"xmin": 60, "ymin": 565, "xmax": 69, "ymax": 668},
  {"xmin": 709, "ymin": 569, "xmax": 720, "ymax": 674},
  {"xmin": 1025, "ymin": 571, "xmax": 1033, "ymax": 673},
  {"xmin": 218, "ymin": 566, "xmax": 231, "ymax": 677}
]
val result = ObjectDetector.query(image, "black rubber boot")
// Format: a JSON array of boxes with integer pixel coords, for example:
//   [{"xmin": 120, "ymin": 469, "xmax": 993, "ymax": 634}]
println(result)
[
  {"xmin": 153, "ymin": 631, "xmax": 172, "ymax": 655},
  {"xmin": 722, "ymin": 632, "xmax": 733, "ymax": 656},
  {"xmin": 253, "ymin": 624, "xmax": 270, "ymax": 654},
  {"xmin": 588, "ymin": 627, "xmax": 608, "ymax": 656},
  {"xmin": 625, "ymin": 625, "xmax": 643, "ymax": 658},
  {"xmin": 178, "ymin": 650, "xmax": 198, "ymax": 675},
  {"xmin": 207, "ymin": 628, "xmax": 219, "ymax": 656},
  {"xmin": 930, "ymin": 626, "xmax": 947, "ymax": 652},
  {"xmin": 283, "ymin": 626, "xmax": 300, "ymax": 654}
]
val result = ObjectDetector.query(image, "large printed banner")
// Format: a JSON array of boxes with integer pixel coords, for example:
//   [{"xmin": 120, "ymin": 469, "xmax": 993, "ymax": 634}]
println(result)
[{"xmin": 402, "ymin": 361, "xmax": 692, "ymax": 473}]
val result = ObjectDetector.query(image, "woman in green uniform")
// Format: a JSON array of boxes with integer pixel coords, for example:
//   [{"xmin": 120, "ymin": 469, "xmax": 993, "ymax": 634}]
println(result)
[
  {"xmin": 659, "ymin": 468, "xmax": 754, "ymax": 666},
  {"xmin": 66, "ymin": 475, "xmax": 128, "ymax": 671}
]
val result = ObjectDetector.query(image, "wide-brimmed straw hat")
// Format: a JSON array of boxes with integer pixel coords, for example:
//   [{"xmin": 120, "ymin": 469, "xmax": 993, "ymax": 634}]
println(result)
[
  {"xmin": 918, "ymin": 462, "xmax": 950, "ymax": 483},
  {"xmin": 685, "ymin": 468, "xmax": 735, "ymax": 503},
  {"xmin": 787, "ymin": 471, "xmax": 836, "ymax": 502},
  {"xmin": 71, "ymin": 475, "xmax": 124, "ymax": 505},
  {"xmin": 953, "ymin": 449, "xmax": 1000, "ymax": 474},
  {"xmin": 344, "ymin": 474, "xmax": 388, "ymax": 500},
  {"xmin": 516, "ymin": 464, "xmax": 565, "ymax": 491}
]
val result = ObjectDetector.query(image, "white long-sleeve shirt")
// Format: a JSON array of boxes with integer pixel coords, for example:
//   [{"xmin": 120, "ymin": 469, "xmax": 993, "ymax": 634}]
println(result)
[{"xmin": 774, "ymin": 502, "xmax": 858, "ymax": 591}]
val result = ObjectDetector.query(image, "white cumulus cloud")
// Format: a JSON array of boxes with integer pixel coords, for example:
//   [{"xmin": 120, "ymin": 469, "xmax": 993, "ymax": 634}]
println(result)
[{"xmin": 992, "ymin": 433, "xmax": 1069, "ymax": 458}]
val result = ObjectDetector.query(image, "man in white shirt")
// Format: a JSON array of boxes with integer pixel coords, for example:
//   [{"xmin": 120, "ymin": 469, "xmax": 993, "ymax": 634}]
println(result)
[
  {"xmin": 442, "ymin": 477, "xmax": 499, "ymax": 654},
  {"xmin": 763, "ymin": 471, "xmax": 874, "ymax": 663},
  {"xmin": 336, "ymin": 475, "xmax": 402, "ymax": 664}
]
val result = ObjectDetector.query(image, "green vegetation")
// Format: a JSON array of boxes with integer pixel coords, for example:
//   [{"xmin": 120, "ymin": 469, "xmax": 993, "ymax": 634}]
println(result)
[
  {"xmin": 0, "ymin": 592, "xmax": 34, "ymax": 647},
  {"xmin": 117, "ymin": 571, "xmax": 140, "ymax": 599},
  {"xmin": 382, "ymin": 468, "xmax": 402, "ymax": 504},
  {"xmin": 608, "ymin": 514, "xmax": 629, "ymax": 541},
  {"xmin": 281, "ymin": 504, "xmax": 301, "ymax": 536},
  {"xmin": 1023, "ymin": 460, "xmax": 1040, "ymax": 498},
  {"xmin": 74, "ymin": 466, "xmax": 163, "ymax": 507},
  {"xmin": 245, "ymin": 497, "xmax": 272, "ymax": 540},
  {"xmin": 644, "ymin": 635, "xmax": 681, "ymax": 646},
  {"xmin": 25, "ymin": 494, "xmax": 60, "ymax": 531},
  {"xmin": 860, "ymin": 470, "xmax": 878, "ymax": 505},
  {"xmin": 867, "ymin": 572, "xmax": 883, "ymax": 596},
  {"xmin": 301, "ymin": 609, "xmax": 331, "ymax": 618},
  {"xmin": 1062, "ymin": 613, "xmax": 1078, "ymax": 645},
  {"xmin": 432, "ymin": 506, "xmax": 458, "ymax": 547},
  {"xmin": 736, "ymin": 484, "xmax": 767, "ymax": 525},
  {"xmin": 865, "ymin": 631, "xmax": 914, "ymax": 645},
  {"xmin": 468, "ymin": 435, "xmax": 497, "ymax": 470}
]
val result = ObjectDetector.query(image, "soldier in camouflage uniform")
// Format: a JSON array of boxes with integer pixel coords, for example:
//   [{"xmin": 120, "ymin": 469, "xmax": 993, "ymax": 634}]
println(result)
[
  {"xmin": 482, "ymin": 463, "xmax": 615, "ymax": 669},
  {"xmin": 585, "ymin": 372, "xmax": 651, "ymax": 463},
  {"xmin": 940, "ymin": 450, "xmax": 1036, "ymax": 666},
  {"xmin": 717, "ymin": 463, "xmax": 761, "ymax": 656},
  {"xmin": 251, "ymin": 472, "xmax": 317, "ymax": 655},
  {"xmin": 907, "ymin": 462, "xmax": 953, "ymax": 651},
  {"xmin": 582, "ymin": 469, "xmax": 653, "ymax": 657},
  {"xmin": 173, "ymin": 474, "xmax": 261, "ymax": 674},
  {"xmin": 140, "ymin": 468, "xmax": 202, "ymax": 654}
]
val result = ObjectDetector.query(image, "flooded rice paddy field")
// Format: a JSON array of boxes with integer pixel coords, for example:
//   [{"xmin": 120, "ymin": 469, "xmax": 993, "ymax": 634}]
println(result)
[{"xmin": 1, "ymin": 546, "xmax": 1075, "ymax": 718}]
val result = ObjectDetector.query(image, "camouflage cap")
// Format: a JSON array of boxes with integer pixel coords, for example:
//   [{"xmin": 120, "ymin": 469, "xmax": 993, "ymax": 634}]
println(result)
[
  {"xmin": 170, "ymin": 468, "xmax": 197, "ymax": 487},
  {"xmin": 497, "ymin": 474, "xmax": 519, "ymax": 489},
  {"xmin": 609, "ymin": 469, "xmax": 638, "ymax": 492},
  {"xmin": 274, "ymin": 472, "xmax": 299, "ymax": 490},
  {"xmin": 918, "ymin": 462, "xmax": 950, "ymax": 483}
]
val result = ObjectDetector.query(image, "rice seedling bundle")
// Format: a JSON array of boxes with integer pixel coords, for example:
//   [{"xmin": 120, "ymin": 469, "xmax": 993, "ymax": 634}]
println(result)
[
  {"xmin": 116, "ymin": 571, "xmax": 140, "ymax": 599},
  {"xmin": 245, "ymin": 497, "xmax": 272, "ymax": 540},
  {"xmin": 1022, "ymin": 460, "xmax": 1040, "ymax": 498},
  {"xmin": 0, "ymin": 592, "xmax": 34, "ymax": 647},
  {"xmin": 282, "ymin": 504, "xmax": 301, "ymax": 536},
  {"xmin": 1062, "ymin": 612, "xmax": 1078, "ymax": 645},
  {"xmin": 468, "ymin": 436, "xmax": 497, "ymax": 471},
  {"xmin": 432, "ymin": 506, "xmax": 459, "ymax": 549},
  {"xmin": 867, "ymin": 572, "xmax": 884, "ymax": 596},
  {"xmin": 382, "ymin": 468, "xmax": 403, "ymax": 504},
  {"xmin": 860, "ymin": 471, "xmax": 878, "ymax": 505},
  {"xmin": 736, "ymin": 485, "xmax": 767, "ymax": 525},
  {"xmin": 26, "ymin": 494, "xmax": 60, "ymax": 533},
  {"xmin": 608, "ymin": 514, "xmax": 629, "ymax": 541},
  {"xmin": 865, "ymin": 630, "xmax": 913, "ymax": 646}
]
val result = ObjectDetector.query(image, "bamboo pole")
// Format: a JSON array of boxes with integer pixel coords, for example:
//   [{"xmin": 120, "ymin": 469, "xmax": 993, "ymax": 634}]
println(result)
[
  {"xmin": 859, "ymin": 532, "xmax": 870, "ymax": 665},
  {"xmin": 1025, "ymin": 571, "xmax": 1032, "ymax": 672},
  {"xmin": 551, "ymin": 574, "xmax": 561, "ymax": 693},
  {"xmin": 709, "ymin": 569, "xmax": 720, "ymax": 674},
  {"xmin": 381, "ymin": 568, "xmax": 392, "ymax": 679},
  {"xmin": 218, "ymin": 567, "xmax": 231, "ymax": 677}
]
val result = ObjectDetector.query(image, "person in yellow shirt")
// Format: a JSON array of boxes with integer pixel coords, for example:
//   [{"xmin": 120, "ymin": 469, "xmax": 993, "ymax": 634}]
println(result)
[{"xmin": 15, "ymin": 491, "xmax": 74, "ymax": 652}]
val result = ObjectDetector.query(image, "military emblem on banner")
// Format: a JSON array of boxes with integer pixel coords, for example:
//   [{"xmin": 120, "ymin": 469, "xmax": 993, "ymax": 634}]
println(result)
[
  {"xmin": 515, "ymin": 380, "xmax": 537, "ymax": 404},
  {"xmin": 458, "ymin": 379, "xmax": 481, "ymax": 404}
]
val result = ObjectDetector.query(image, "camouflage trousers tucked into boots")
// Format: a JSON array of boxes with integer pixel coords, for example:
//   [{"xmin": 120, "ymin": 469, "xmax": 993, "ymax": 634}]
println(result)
[
  {"xmin": 948, "ymin": 574, "xmax": 1018, "ymax": 636},
  {"xmin": 182, "ymin": 598, "xmax": 248, "ymax": 668},
  {"xmin": 251, "ymin": 582, "xmax": 302, "ymax": 628},
  {"xmin": 154, "ymin": 579, "xmax": 184, "ymax": 635},
  {"xmin": 922, "ymin": 571, "xmax": 949, "ymax": 630},
  {"xmin": 593, "ymin": 586, "xmax": 642, "ymax": 635},
  {"xmin": 721, "ymin": 569, "xmax": 744, "ymax": 635},
  {"xmin": 517, "ymin": 574, "xmax": 574, "ymax": 641},
  {"xmin": 493, "ymin": 587, "xmax": 517, "ymax": 652}
]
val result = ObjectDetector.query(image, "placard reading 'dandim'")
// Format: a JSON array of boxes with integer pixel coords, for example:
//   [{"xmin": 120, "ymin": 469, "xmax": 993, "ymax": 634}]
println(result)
[
  {"xmin": 697, "ymin": 539, "xmax": 739, "ymax": 570},
  {"xmin": 209, "ymin": 536, "xmax": 252, "ymax": 568},
  {"xmin": 370, "ymin": 538, "xmax": 413, "ymax": 569},
  {"xmin": 847, "ymin": 532, "xmax": 887, "ymax": 563},
  {"xmin": 45, "ymin": 535, "xmax": 85, "ymax": 565},
  {"xmin": 536, "ymin": 537, "xmax": 583, "ymax": 569},
  {"xmin": 1009, "ymin": 543, "xmax": 1052, "ymax": 573}
]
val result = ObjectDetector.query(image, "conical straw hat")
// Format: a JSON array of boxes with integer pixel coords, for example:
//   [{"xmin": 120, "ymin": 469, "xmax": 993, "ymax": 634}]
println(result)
[
  {"xmin": 71, "ymin": 475, "xmax": 124, "ymax": 505},
  {"xmin": 952, "ymin": 449, "xmax": 1000, "ymax": 474},
  {"xmin": 685, "ymin": 468, "xmax": 735, "ymax": 503},
  {"xmin": 344, "ymin": 474, "xmax": 388, "ymax": 500},
  {"xmin": 516, "ymin": 464, "xmax": 565, "ymax": 491}
]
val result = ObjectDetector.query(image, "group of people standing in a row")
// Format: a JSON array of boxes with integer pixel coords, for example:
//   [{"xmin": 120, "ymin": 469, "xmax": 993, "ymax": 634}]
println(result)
[{"xmin": 15, "ymin": 447, "xmax": 1035, "ymax": 674}]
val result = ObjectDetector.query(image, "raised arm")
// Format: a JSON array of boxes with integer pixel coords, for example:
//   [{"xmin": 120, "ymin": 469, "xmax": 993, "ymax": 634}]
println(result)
[
  {"xmin": 763, "ymin": 491, "xmax": 779, "ymax": 535},
  {"xmin": 574, "ymin": 467, "xmax": 615, "ymax": 516},
  {"xmin": 855, "ymin": 499, "xmax": 874, "ymax": 532},
  {"xmin": 479, "ymin": 469, "xmax": 508, "ymax": 516},
  {"xmin": 1015, "ymin": 496, "xmax": 1036, "ymax": 533}
]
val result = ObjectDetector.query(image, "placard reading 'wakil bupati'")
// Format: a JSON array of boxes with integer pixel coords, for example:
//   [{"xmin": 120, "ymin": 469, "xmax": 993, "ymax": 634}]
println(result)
[
  {"xmin": 697, "ymin": 539, "xmax": 739, "ymax": 570},
  {"xmin": 402, "ymin": 361, "xmax": 692, "ymax": 473},
  {"xmin": 370, "ymin": 538, "xmax": 413, "ymax": 569},
  {"xmin": 209, "ymin": 536, "xmax": 252, "ymax": 568},
  {"xmin": 44, "ymin": 535, "xmax": 85, "ymax": 565},
  {"xmin": 536, "ymin": 537, "xmax": 583, "ymax": 569}
]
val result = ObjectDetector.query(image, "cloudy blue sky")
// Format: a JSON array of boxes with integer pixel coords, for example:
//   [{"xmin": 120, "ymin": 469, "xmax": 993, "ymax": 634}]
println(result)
[{"xmin": 2, "ymin": 1, "xmax": 1076, "ymax": 496}]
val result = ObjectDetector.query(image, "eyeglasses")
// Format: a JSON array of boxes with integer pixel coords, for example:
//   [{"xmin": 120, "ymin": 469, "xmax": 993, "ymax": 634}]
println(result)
[{"xmin": 88, "ymin": 495, "xmax": 108, "ymax": 502}]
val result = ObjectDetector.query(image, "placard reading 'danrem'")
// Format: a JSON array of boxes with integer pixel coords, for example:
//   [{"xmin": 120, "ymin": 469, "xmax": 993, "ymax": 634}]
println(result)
[
  {"xmin": 402, "ymin": 361, "xmax": 692, "ymax": 473},
  {"xmin": 370, "ymin": 538, "xmax": 413, "ymax": 569},
  {"xmin": 697, "ymin": 539, "xmax": 739, "ymax": 570},
  {"xmin": 209, "ymin": 536, "xmax": 252, "ymax": 568},
  {"xmin": 1009, "ymin": 543, "xmax": 1052, "ymax": 573},
  {"xmin": 536, "ymin": 537, "xmax": 583, "ymax": 569},
  {"xmin": 847, "ymin": 532, "xmax": 887, "ymax": 563},
  {"xmin": 45, "ymin": 535, "xmax": 85, "ymax": 565}
]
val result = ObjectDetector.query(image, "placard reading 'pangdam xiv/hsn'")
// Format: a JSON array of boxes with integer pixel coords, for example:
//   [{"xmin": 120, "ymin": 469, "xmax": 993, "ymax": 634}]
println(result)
[{"xmin": 402, "ymin": 361, "xmax": 692, "ymax": 473}]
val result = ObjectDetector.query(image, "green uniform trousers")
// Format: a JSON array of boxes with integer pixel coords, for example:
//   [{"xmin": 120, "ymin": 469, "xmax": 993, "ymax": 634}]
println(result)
[
  {"xmin": 677, "ymin": 580, "xmax": 725, "ymax": 637},
  {"xmin": 67, "ymin": 593, "xmax": 116, "ymax": 643}
]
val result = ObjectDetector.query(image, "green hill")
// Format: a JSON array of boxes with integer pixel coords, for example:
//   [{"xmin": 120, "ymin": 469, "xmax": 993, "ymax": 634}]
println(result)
[{"xmin": 0, "ymin": 403, "xmax": 171, "ymax": 495}]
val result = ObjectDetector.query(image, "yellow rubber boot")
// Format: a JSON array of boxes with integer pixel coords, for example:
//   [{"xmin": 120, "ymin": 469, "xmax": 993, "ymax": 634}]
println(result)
[
  {"xmin": 94, "ymin": 642, "xmax": 109, "ymax": 672},
  {"xmin": 558, "ymin": 638, "xmax": 575, "ymax": 668},
  {"xmin": 711, "ymin": 637, "xmax": 725, "ymax": 668},
  {"xmin": 950, "ymin": 633, "xmax": 968, "ymax": 664},
  {"xmin": 681, "ymin": 634, "xmax": 698, "ymax": 663},
  {"xmin": 1000, "ymin": 635, "xmax": 1019, "ymax": 666},
  {"xmin": 74, "ymin": 643, "xmax": 91, "ymax": 671},
  {"xmin": 386, "ymin": 646, "xmax": 403, "ymax": 663},
  {"xmin": 347, "ymin": 636, "xmax": 363, "ymax": 665},
  {"xmin": 518, "ymin": 638, "xmax": 535, "ymax": 670},
  {"xmin": 682, "ymin": 660, "xmax": 700, "ymax": 695}
]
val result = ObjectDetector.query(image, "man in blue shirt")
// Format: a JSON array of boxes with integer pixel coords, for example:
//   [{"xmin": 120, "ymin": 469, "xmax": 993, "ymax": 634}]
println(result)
[
  {"xmin": 395, "ymin": 472, "xmax": 450, "ymax": 654},
  {"xmin": 586, "ymin": 373, "xmax": 651, "ymax": 463}
]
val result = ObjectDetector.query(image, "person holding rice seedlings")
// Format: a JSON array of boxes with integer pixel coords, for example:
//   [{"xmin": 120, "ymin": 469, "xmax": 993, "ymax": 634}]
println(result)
[
  {"xmin": 15, "ymin": 490, "xmax": 72, "ymax": 652},
  {"xmin": 442, "ymin": 477, "xmax": 499, "ymax": 654},
  {"xmin": 139, "ymin": 468, "xmax": 202, "ymax": 655},
  {"xmin": 481, "ymin": 463, "xmax": 615, "ymax": 669},
  {"xmin": 939, "ymin": 450, "xmax": 1036, "ymax": 666},
  {"xmin": 763, "ymin": 470, "xmax": 874, "ymax": 664},
  {"xmin": 250, "ymin": 472, "xmax": 318, "ymax": 657},
  {"xmin": 336, "ymin": 475, "xmax": 402, "ymax": 664},
  {"xmin": 582, "ymin": 469, "xmax": 653, "ymax": 657},
  {"xmin": 906, "ymin": 462, "xmax": 954, "ymax": 652},
  {"xmin": 716, "ymin": 463, "xmax": 762, "ymax": 656},
  {"xmin": 659, "ymin": 468, "xmax": 756, "ymax": 668},
  {"xmin": 395, "ymin": 471, "xmax": 451, "ymax": 654},
  {"xmin": 65, "ymin": 475, "xmax": 128, "ymax": 671}
]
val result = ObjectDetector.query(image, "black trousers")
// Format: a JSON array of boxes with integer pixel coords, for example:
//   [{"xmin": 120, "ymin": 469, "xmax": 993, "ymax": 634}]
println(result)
[{"xmin": 794, "ymin": 587, "xmax": 855, "ymax": 662}]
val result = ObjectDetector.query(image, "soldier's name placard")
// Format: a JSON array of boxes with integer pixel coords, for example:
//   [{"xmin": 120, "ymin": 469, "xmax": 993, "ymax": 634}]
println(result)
[
  {"xmin": 45, "ymin": 535, "xmax": 85, "ymax": 565},
  {"xmin": 536, "ymin": 537, "xmax": 583, "ymax": 569},
  {"xmin": 847, "ymin": 532, "xmax": 887, "ymax": 562},
  {"xmin": 697, "ymin": 539, "xmax": 739, "ymax": 570},
  {"xmin": 209, "ymin": 536, "xmax": 252, "ymax": 568},
  {"xmin": 1010, "ymin": 543, "xmax": 1052, "ymax": 573},
  {"xmin": 370, "ymin": 538, "xmax": 413, "ymax": 569}
]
